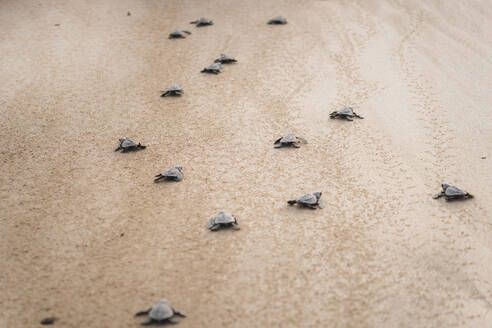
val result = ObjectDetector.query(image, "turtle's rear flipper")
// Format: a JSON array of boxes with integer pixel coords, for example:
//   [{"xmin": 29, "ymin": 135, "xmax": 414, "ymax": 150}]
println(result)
[
  {"xmin": 137, "ymin": 144, "xmax": 147, "ymax": 150},
  {"xmin": 287, "ymin": 200, "xmax": 297, "ymax": 205},
  {"xmin": 140, "ymin": 319, "xmax": 154, "ymax": 326}
]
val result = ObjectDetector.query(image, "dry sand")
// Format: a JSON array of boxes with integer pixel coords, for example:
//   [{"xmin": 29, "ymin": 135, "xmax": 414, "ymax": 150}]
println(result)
[{"xmin": 1, "ymin": 0, "xmax": 492, "ymax": 327}]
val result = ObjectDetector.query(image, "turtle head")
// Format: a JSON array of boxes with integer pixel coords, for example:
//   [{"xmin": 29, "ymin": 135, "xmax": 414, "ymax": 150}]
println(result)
[
  {"xmin": 175, "ymin": 166, "xmax": 183, "ymax": 171},
  {"xmin": 441, "ymin": 183, "xmax": 450, "ymax": 190},
  {"xmin": 313, "ymin": 191, "xmax": 322, "ymax": 200}
]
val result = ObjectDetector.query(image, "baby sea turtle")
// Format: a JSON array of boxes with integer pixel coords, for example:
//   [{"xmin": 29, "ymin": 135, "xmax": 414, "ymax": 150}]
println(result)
[
  {"xmin": 288, "ymin": 192, "xmax": 324, "ymax": 209},
  {"xmin": 274, "ymin": 133, "xmax": 308, "ymax": 148},
  {"xmin": 268, "ymin": 16, "xmax": 287, "ymax": 25},
  {"xmin": 40, "ymin": 317, "xmax": 56, "ymax": 325},
  {"xmin": 433, "ymin": 184, "xmax": 474, "ymax": 201},
  {"xmin": 206, "ymin": 211, "xmax": 240, "ymax": 231},
  {"xmin": 168, "ymin": 29, "xmax": 191, "ymax": 39},
  {"xmin": 114, "ymin": 137, "xmax": 146, "ymax": 152},
  {"xmin": 329, "ymin": 107, "xmax": 364, "ymax": 121},
  {"xmin": 190, "ymin": 17, "xmax": 213, "ymax": 26},
  {"xmin": 214, "ymin": 54, "xmax": 237, "ymax": 64},
  {"xmin": 161, "ymin": 85, "xmax": 183, "ymax": 97},
  {"xmin": 154, "ymin": 166, "xmax": 184, "ymax": 182},
  {"xmin": 136, "ymin": 299, "xmax": 186, "ymax": 326},
  {"xmin": 201, "ymin": 62, "xmax": 222, "ymax": 74}
]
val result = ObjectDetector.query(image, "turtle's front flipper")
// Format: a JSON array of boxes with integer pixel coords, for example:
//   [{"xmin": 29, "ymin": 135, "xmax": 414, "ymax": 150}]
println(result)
[
  {"xmin": 183, "ymin": 30, "xmax": 191, "ymax": 34},
  {"xmin": 172, "ymin": 308, "xmax": 186, "ymax": 317},
  {"xmin": 231, "ymin": 223, "xmax": 241, "ymax": 230},
  {"xmin": 287, "ymin": 200, "xmax": 297, "ymax": 205},
  {"xmin": 355, "ymin": 113, "xmax": 364, "ymax": 119},
  {"xmin": 318, "ymin": 203, "xmax": 324, "ymax": 209},
  {"xmin": 137, "ymin": 144, "xmax": 147, "ymax": 150},
  {"xmin": 114, "ymin": 146, "xmax": 122, "ymax": 152},
  {"xmin": 274, "ymin": 137, "xmax": 282, "ymax": 145},
  {"xmin": 466, "ymin": 193, "xmax": 474, "ymax": 199},
  {"xmin": 298, "ymin": 137, "xmax": 308, "ymax": 144},
  {"xmin": 135, "ymin": 308, "xmax": 152, "ymax": 317},
  {"xmin": 292, "ymin": 143, "xmax": 301, "ymax": 148},
  {"xmin": 345, "ymin": 116, "xmax": 354, "ymax": 121},
  {"xmin": 432, "ymin": 192, "xmax": 444, "ymax": 199},
  {"xmin": 154, "ymin": 175, "xmax": 164, "ymax": 183}
]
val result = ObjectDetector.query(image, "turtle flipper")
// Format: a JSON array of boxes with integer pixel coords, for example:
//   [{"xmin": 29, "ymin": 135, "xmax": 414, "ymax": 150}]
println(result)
[
  {"xmin": 114, "ymin": 145, "xmax": 122, "ymax": 152},
  {"xmin": 354, "ymin": 113, "xmax": 364, "ymax": 119},
  {"xmin": 345, "ymin": 116, "xmax": 354, "ymax": 121},
  {"xmin": 231, "ymin": 223, "xmax": 240, "ymax": 230},
  {"xmin": 287, "ymin": 200, "xmax": 297, "ymax": 205},
  {"xmin": 137, "ymin": 144, "xmax": 147, "ymax": 150},
  {"xmin": 154, "ymin": 175, "xmax": 164, "ymax": 182},
  {"xmin": 292, "ymin": 143, "xmax": 301, "ymax": 148},
  {"xmin": 135, "ymin": 308, "xmax": 152, "ymax": 317},
  {"xmin": 432, "ymin": 192, "xmax": 444, "ymax": 199},
  {"xmin": 318, "ymin": 203, "xmax": 324, "ymax": 209},
  {"xmin": 183, "ymin": 30, "xmax": 191, "ymax": 34},
  {"xmin": 466, "ymin": 193, "xmax": 474, "ymax": 199},
  {"xmin": 140, "ymin": 319, "xmax": 153, "ymax": 326},
  {"xmin": 172, "ymin": 308, "xmax": 186, "ymax": 317},
  {"xmin": 297, "ymin": 137, "xmax": 308, "ymax": 144}
]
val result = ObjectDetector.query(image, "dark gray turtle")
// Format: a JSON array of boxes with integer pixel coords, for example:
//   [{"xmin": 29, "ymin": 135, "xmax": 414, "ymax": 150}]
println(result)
[
  {"xmin": 40, "ymin": 317, "xmax": 56, "ymax": 325},
  {"xmin": 329, "ymin": 107, "xmax": 364, "ymax": 121},
  {"xmin": 190, "ymin": 17, "xmax": 213, "ymax": 26},
  {"xmin": 288, "ymin": 192, "xmax": 323, "ymax": 209},
  {"xmin": 268, "ymin": 16, "xmax": 287, "ymax": 25},
  {"xmin": 168, "ymin": 29, "xmax": 191, "ymax": 39},
  {"xmin": 161, "ymin": 85, "xmax": 183, "ymax": 97},
  {"xmin": 206, "ymin": 211, "xmax": 240, "ymax": 231},
  {"xmin": 114, "ymin": 137, "xmax": 146, "ymax": 152},
  {"xmin": 136, "ymin": 299, "xmax": 186, "ymax": 326},
  {"xmin": 154, "ymin": 166, "xmax": 184, "ymax": 182},
  {"xmin": 214, "ymin": 54, "xmax": 237, "ymax": 64},
  {"xmin": 274, "ymin": 133, "xmax": 307, "ymax": 148},
  {"xmin": 201, "ymin": 62, "xmax": 222, "ymax": 74},
  {"xmin": 433, "ymin": 183, "xmax": 474, "ymax": 201}
]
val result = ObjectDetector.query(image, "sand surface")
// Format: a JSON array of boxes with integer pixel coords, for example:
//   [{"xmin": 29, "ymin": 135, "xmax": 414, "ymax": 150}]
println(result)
[{"xmin": 2, "ymin": 0, "xmax": 492, "ymax": 327}]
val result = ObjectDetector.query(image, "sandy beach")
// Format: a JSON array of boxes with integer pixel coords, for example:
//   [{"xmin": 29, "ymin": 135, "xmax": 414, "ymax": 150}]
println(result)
[{"xmin": 1, "ymin": 0, "xmax": 492, "ymax": 327}]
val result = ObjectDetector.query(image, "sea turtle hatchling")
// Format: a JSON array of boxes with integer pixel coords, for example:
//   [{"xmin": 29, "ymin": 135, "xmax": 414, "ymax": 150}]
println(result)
[
  {"xmin": 329, "ymin": 107, "xmax": 364, "ymax": 121},
  {"xmin": 268, "ymin": 16, "xmax": 287, "ymax": 24},
  {"xmin": 288, "ymin": 192, "xmax": 324, "ymax": 209},
  {"xmin": 136, "ymin": 299, "xmax": 186, "ymax": 326},
  {"xmin": 190, "ymin": 17, "xmax": 213, "ymax": 26},
  {"xmin": 214, "ymin": 54, "xmax": 237, "ymax": 64},
  {"xmin": 274, "ymin": 133, "xmax": 308, "ymax": 148},
  {"xmin": 433, "ymin": 183, "xmax": 474, "ymax": 201},
  {"xmin": 114, "ymin": 137, "xmax": 146, "ymax": 152},
  {"xmin": 154, "ymin": 166, "xmax": 184, "ymax": 182},
  {"xmin": 168, "ymin": 29, "xmax": 191, "ymax": 39},
  {"xmin": 161, "ymin": 85, "xmax": 184, "ymax": 97},
  {"xmin": 206, "ymin": 211, "xmax": 240, "ymax": 231},
  {"xmin": 201, "ymin": 62, "xmax": 222, "ymax": 74}
]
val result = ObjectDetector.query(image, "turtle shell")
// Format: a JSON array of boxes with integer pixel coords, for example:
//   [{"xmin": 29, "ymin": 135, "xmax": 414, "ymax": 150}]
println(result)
[
  {"xmin": 338, "ymin": 107, "xmax": 354, "ymax": 116},
  {"xmin": 203, "ymin": 62, "xmax": 222, "ymax": 72},
  {"xmin": 149, "ymin": 299, "xmax": 174, "ymax": 321},
  {"xmin": 214, "ymin": 211, "xmax": 236, "ymax": 224},
  {"xmin": 444, "ymin": 185, "xmax": 466, "ymax": 197},
  {"xmin": 280, "ymin": 133, "xmax": 298, "ymax": 143},
  {"xmin": 269, "ymin": 16, "xmax": 287, "ymax": 24},
  {"xmin": 297, "ymin": 193, "xmax": 318, "ymax": 205},
  {"xmin": 120, "ymin": 138, "xmax": 138, "ymax": 148},
  {"xmin": 166, "ymin": 84, "xmax": 182, "ymax": 92},
  {"xmin": 194, "ymin": 17, "xmax": 213, "ymax": 25},
  {"xmin": 163, "ymin": 167, "xmax": 183, "ymax": 179}
]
